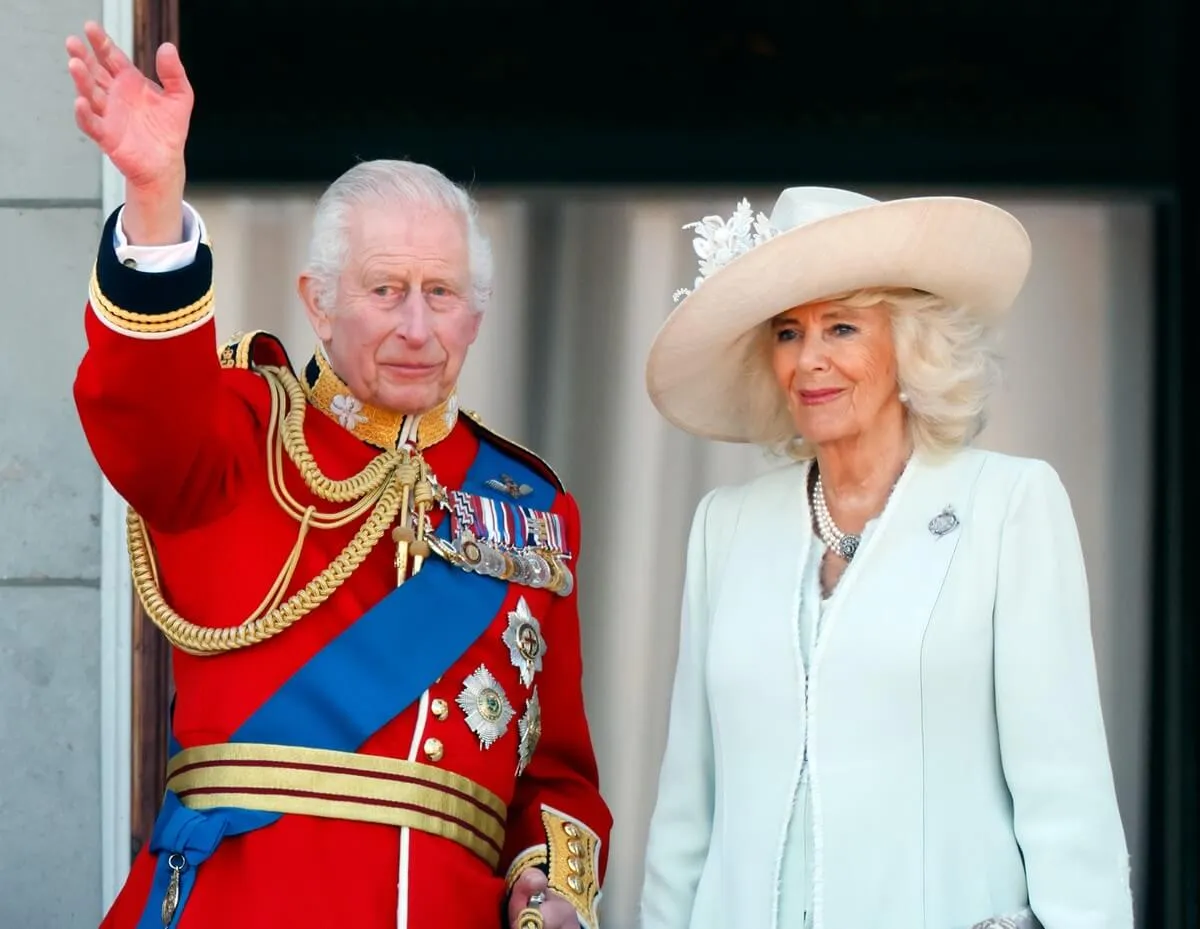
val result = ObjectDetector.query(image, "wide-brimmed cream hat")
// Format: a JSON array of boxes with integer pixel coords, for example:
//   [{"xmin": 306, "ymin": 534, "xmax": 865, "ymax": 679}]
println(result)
[{"xmin": 644, "ymin": 187, "xmax": 1032, "ymax": 443}]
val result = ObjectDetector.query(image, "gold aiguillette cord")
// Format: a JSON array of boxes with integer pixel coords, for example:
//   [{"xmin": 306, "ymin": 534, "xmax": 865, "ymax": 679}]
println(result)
[{"xmin": 391, "ymin": 455, "xmax": 419, "ymax": 586}]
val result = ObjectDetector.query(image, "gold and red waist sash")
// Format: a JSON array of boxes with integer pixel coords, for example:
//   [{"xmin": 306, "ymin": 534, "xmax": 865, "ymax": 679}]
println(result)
[{"xmin": 166, "ymin": 742, "xmax": 508, "ymax": 867}]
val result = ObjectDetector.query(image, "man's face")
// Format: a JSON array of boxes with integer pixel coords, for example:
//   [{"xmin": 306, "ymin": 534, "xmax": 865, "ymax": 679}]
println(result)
[{"xmin": 300, "ymin": 201, "xmax": 482, "ymax": 415}]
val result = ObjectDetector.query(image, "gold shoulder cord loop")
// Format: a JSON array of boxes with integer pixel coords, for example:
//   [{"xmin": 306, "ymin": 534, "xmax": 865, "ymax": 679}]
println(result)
[{"xmin": 128, "ymin": 365, "xmax": 410, "ymax": 656}]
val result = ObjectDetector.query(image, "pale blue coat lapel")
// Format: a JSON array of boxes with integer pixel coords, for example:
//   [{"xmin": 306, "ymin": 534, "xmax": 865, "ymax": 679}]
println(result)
[{"xmin": 815, "ymin": 452, "xmax": 984, "ymax": 662}]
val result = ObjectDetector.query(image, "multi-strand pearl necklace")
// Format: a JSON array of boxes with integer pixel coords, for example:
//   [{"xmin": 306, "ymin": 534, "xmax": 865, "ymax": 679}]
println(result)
[{"xmin": 812, "ymin": 475, "xmax": 861, "ymax": 560}]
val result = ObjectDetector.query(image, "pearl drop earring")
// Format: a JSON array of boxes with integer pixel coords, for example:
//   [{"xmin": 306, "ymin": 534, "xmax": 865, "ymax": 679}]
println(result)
[{"xmin": 898, "ymin": 391, "xmax": 910, "ymax": 404}]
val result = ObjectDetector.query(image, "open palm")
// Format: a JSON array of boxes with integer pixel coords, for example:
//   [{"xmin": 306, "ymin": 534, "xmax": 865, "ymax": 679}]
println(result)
[{"xmin": 66, "ymin": 22, "xmax": 193, "ymax": 190}]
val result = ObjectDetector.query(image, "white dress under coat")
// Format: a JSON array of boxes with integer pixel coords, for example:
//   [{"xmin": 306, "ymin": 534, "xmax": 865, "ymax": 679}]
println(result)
[{"xmin": 638, "ymin": 448, "xmax": 1134, "ymax": 929}]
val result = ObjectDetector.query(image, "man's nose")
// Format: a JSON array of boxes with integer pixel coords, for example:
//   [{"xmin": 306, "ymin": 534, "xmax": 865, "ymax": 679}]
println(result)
[{"xmin": 394, "ymin": 293, "xmax": 432, "ymax": 344}]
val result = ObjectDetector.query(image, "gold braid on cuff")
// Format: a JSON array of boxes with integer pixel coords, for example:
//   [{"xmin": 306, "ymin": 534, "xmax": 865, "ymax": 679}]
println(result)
[
  {"xmin": 505, "ymin": 845, "xmax": 549, "ymax": 891},
  {"xmin": 89, "ymin": 268, "xmax": 214, "ymax": 335}
]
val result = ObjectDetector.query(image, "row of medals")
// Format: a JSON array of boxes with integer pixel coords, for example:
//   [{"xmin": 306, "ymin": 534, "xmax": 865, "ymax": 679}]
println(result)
[
  {"xmin": 415, "ymin": 474, "xmax": 574, "ymax": 596},
  {"xmin": 441, "ymin": 529, "xmax": 574, "ymax": 597}
]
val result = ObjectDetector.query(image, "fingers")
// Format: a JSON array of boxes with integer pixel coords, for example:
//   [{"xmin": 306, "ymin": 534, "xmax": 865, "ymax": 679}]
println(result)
[
  {"xmin": 64, "ymin": 34, "xmax": 89, "ymax": 62},
  {"xmin": 67, "ymin": 57, "xmax": 106, "ymax": 117},
  {"xmin": 538, "ymin": 898, "xmax": 579, "ymax": 929},
  {"xmin": 514, "ymin": 868, "xmax": 549, "ymax": 901},
  {"xmin": 513, "ymin": 895, "xmax": 577, "ymax": 929},
  {"xmin": 507, "ymin": 868, "xmax": 550, "ymax": 923},
  {"xmin": 155, "ymin": 43, "xmax": 193, "ymax": 100},
  {"xmin": 506, "ymin": 871, "xmax": 579, "ymax": 929},
  {"xmin": 83, "ymin": 20, "xmax": 133, "ymax": 79},
  {"xmin": 66, "ymin": 34, "xmax": 112, "ymax": 91},
  {"xmin": 73, "ymin": 96, "xmax": 105, "ymax": 144}
]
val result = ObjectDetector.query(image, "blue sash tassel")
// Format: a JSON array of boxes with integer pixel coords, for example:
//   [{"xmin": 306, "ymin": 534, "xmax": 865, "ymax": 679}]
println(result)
[{"xmin": 138, "ymin": 792, "xmax": 279, "ymax": 928}]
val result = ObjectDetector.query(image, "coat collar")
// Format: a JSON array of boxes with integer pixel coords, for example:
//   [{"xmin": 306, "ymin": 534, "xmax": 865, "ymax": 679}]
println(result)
[
  {"xmin": 301, "ymin": 347, "xmax": 459, "ymax": 451},
  {"xmin": 809, "ymin": 450, "xmax": 986, "ymax": 658},
  {"xmin": 739, "ymin": 451, "xmax": 986, "ymax": 656}
]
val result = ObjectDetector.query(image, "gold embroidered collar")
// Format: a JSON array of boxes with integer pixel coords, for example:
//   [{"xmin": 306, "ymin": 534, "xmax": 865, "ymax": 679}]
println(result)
[{"xmin": 302, "ymin": 348, "xmax": 458, "ymax": 451}]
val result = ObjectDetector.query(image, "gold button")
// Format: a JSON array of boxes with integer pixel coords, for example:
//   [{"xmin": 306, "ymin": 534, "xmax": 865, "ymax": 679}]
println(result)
[
  {"xmin": 567, "ymin": 856, "xmax": 582, "ymax": 874},
  {"xmin": 423, "ymin": 737, "xmax": 444, "ymax": 762},
  {"xmin": 566, "ymin": 839, "xmax": 583, "ymax": 856},
  {"xmin": 431, "ymin": 698, "xmax": 449, "ymax": 720},
  {"xmin": 567, "ymin": 874, "xmax": 584, "ymax": 893},
  {"xmin": 563, "ymin": 823, "xmax": 579, "ymax": 838}
]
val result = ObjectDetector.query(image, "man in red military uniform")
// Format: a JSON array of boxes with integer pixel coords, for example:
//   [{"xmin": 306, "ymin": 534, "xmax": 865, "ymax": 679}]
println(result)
[{"xmin": 65, "ymin": 21, "xmax": 612, "ymax": 929}]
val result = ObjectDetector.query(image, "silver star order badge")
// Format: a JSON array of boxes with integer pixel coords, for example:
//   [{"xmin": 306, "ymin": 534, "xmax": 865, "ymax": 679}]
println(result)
[
  {"xmin": 516, "ymin": 688, "xmax": 542, "ymax": 776},
  {"xmin": 503, "ymin": 597, "xmax": 547, "ymax": 687},
  {"xmin": 456, "ymin": 665, "xmax": 514, "ymax": 749}
]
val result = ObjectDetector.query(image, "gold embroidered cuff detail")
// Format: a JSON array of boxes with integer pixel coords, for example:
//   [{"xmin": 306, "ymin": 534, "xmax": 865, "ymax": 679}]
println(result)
[
  {"xmin": 89, "ymin": 268, "xmax": 214, "ymax": 336},
  {"xmin": 542, "ymin": 807, "xmax": 601, "ymax": 928},
  {"xmin": 505, "ymin": 845, "xmax": 549, "ymax": 891}
]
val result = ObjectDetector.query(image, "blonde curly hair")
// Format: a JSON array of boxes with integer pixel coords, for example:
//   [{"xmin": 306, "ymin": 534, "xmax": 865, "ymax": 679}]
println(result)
[{"xmin": 765, "ymin": 286, "xmax": 1003, "ymax": 461}]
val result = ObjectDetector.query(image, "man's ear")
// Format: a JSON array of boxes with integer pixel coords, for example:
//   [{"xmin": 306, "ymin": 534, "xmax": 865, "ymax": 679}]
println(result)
[{"xmin": 298, "ymin": 273, "xmax": 333, "ymax": 341}]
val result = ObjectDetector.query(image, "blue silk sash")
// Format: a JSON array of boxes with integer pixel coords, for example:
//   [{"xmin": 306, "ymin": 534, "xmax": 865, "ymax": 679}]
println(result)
[{"xmin": 138, "ymin": 437, "xmax": 557, "ymax": 927}]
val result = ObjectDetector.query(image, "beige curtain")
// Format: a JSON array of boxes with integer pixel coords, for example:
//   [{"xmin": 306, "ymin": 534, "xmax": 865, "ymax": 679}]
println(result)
[{"xmin": 190, "ymin": 187, "xmax": 1153, "ymax": 928}]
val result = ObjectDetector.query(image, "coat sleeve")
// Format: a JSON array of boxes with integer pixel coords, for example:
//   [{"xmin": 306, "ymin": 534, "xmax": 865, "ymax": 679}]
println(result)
[
  {"xmin": 638, "ymin": 488, "xmax": 721, "ymax": 929},
  {"xmin": 73, "ymin": 206, "xmax": 265, "ymax": 534},
  {"xmin": 993, "ymin": 459, "xmax": 1135, "ymax": 929},
  {"xmin": 499, "ymin": 490, "xmax": 613, "ymax": 929}
]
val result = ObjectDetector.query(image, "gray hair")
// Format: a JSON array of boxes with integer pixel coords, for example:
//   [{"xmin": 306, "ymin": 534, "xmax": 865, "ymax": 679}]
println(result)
[
  {"xmin": 304, "ymin": 159, "xmax": 494, "ymax": 312},
  {"xmin": 780, "ymin": 286, "xmax": 1004, "ymax": 460}
]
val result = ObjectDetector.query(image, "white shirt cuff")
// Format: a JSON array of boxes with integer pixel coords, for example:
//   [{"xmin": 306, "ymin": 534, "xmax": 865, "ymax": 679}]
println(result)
[{"xmin": 112, "ymin": 201, "xmax": 207, "ymax": 274}]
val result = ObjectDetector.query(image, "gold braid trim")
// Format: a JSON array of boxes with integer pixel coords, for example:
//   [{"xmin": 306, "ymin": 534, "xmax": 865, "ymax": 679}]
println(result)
[
  {"xmin": 505, "ymin": 845, "xmax": 549, "ymax": 891},
  {"xmin": 89, "ymin": 268, "xmax": 214, "ymax": 334},
  {"xmin": 128, "ymin": 365, "xmax": 408, "ymax": 656}
]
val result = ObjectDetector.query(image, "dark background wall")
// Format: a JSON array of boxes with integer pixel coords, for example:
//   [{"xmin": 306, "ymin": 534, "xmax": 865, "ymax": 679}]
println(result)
[{"xmin": 179, "ymin": 0, "xmax": 1178, "ymax": 189}]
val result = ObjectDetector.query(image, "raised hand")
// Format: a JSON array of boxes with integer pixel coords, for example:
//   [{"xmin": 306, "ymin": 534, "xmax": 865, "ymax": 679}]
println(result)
[
  {"xmin": 66, "ymin": 21, "xmax": 192, "ymax": 244},
  {"xmin": 66, "ymin": 21, "xmax": 193, "ymax": 190}
]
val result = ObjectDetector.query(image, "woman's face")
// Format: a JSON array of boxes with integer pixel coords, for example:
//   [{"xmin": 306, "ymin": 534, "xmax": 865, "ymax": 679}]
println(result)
[{"xmin": 770, "ymin": 298, "xmax": 903, "ymax": 447}]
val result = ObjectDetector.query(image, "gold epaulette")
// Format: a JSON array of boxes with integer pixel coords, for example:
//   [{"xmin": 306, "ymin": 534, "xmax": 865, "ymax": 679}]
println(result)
[
  {"xmin": 216, "ymin": 329, "xmax": 296, "ymax": 375},
  {"xmin": 459, "ymin": 409, "xmax": 565, "ymax": 492},
  {"xmin": 217, "ymin": 329, "xmax": 267, "ymax": 370}
]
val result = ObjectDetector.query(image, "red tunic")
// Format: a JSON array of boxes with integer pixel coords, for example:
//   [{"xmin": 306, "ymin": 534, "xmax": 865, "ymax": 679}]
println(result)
[{"xmin": 75, "ymin": 209, "xmax": 612, "ymax": 928}]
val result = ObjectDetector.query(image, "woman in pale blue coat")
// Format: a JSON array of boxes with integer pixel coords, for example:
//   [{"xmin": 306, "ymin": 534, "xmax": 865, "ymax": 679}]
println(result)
[{"xmin": 639, "ymin": 188, "xmax": 1134, "ymax": 929}]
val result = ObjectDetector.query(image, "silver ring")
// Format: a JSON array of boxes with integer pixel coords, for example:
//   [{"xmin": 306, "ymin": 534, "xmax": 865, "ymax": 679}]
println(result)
[{"xmin": 528, "ymin": 892, "xmax": 546, "ymax": 907}]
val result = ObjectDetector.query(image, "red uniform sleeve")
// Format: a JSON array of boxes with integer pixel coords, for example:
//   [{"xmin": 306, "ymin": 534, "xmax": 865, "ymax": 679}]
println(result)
[
  {"xmin": 499, "ymin": 491, "xmax": 613, "ymax": 928},
  {"xmin": 73, "ymin": 207, "xmax": 265, "ymax": 533}
]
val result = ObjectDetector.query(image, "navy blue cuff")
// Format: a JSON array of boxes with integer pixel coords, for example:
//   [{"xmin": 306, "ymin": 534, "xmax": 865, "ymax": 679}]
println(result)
[{"xmin": 91, "ymin": 206, "xmax": 214, "ymax": 333}]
